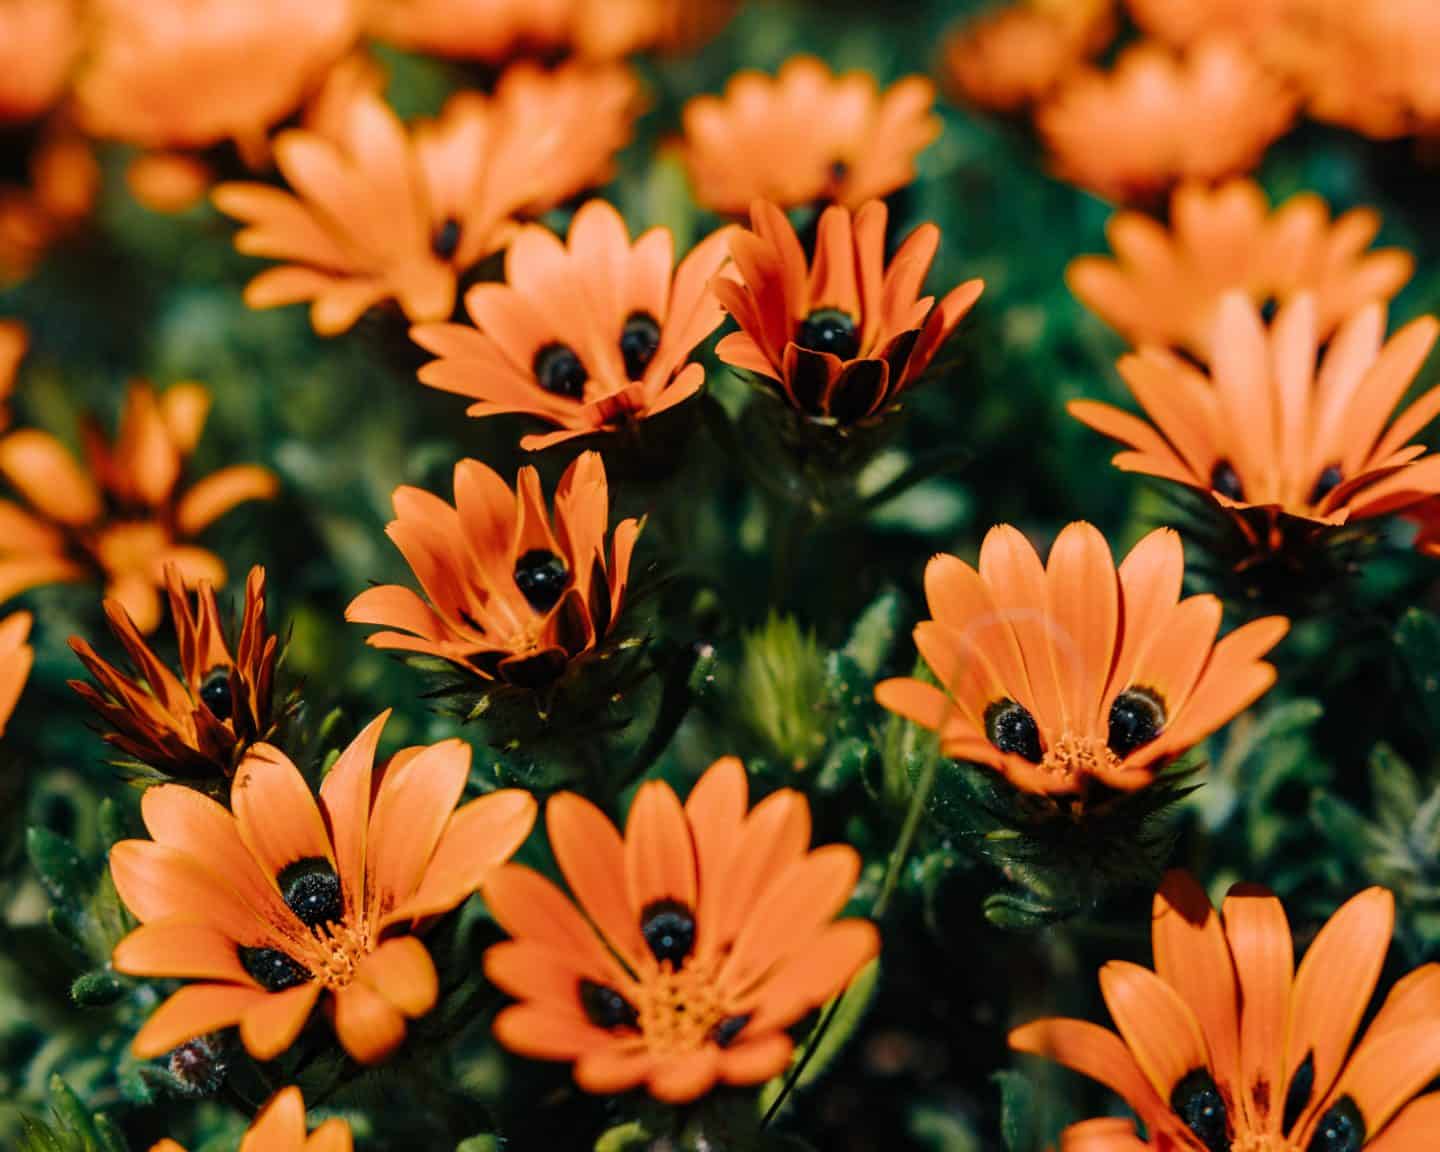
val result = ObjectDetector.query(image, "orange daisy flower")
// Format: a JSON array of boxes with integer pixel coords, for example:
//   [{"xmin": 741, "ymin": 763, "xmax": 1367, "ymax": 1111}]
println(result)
[
  {"xmin": 111, "ymin": 712, "xmax": 537, "ymax": 1065},
  {"xmin": 0, "ymin": 120, "xmax": 99, "ymax": 283},
  {"xmin": 483, "ymin": 755, "xmax": 880, "ymax": 1103},
  {"xmin": 413, "ymin": 200, "xmax": 734, "ymax": 450},
  {"xmin": 346, "ymin": 451, "xmax": 638, "ymax": 690},
  {"xmin": 1070, "ymin": 294, "xmax": 1440, "ymax": 530},
  {"xmin": 681, "ymin": 56, "xmax": 941, "ymax": 215},
  {"xmin": 1011, "ymin": 871, "xmax": 1440, "ymax": 1152},
  {"xmin": 0, "ymin": 610, "xmax": 33, "ymax": 738},
  {"xmin": 1036, "ymin": 39, "xmax": 1297, "ymax": 204},
  {"xmin": 876, "ymin": 523, "xmax": 1288, "ymax": 796},
  {"xmin": 69, "ymin": 565, "xmax": 282, "ymax": 781},
  {"xmin": 0, "ymin": 380, "xmax": 277, "ymax": 632},
  {"xmin": 0, "ymin": 0, "xmax": 78, "ymax": 124},
  {"xmin": 712, "ymin": 200, "xmax": 984, "ymax": 427},
  {"xmin": 214, "ymin": 63, "xmax": 637, "ymax": 336},
  {"xmin": 151, "ymin": 1086, "xmax": 351, "ymax": 1152},
  {"xmin": 1068, "ymin": 179, "xmax": 1413, "ymax": 361}
]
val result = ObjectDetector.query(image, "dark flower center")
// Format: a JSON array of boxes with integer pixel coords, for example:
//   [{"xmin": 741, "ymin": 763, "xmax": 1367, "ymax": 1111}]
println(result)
[
  {"xmin": 579, "ymin": 979, "xmax": 640, "ymax": 1031},
  {"xmin": 432, "ymin": 217, "xmax": 462, "ymax": 260},
  {"xmin": 1310, "ymin": 464, "xmax": 1343, "ymax": 506},
  {"xmin": 1307, "ymin": 1097, "xmax": 1364, "ymax": 1152},
  {"xmin": 709, "ymin": 1014, "xmax": 751, "ymax": 1048},
  {"xmin": 640, "ymin": 899, "xmax": 696, "ymax": 966},
  {"xmin": 1170, "ymin": 1068, "xmax": 1229, "ymax": 1152},
  {"xmin": 239, "ymin": 946, "xmax": 310, "ymax": 992},
  {"xmin": 1107, "ymin": 688, "xmax": 1166, "ymax": 759},
  {"xmin": 513, "ymin": 549, "xmax": 570, "ymax": 613},
  {"xmin": 1210, "ymin": 459, "xmax": 1245, "ymax": 501},
  {"xmin": 199, "ymin": 668, "xmax": 233, "ymax": 722},
  {"xmin": 1283, "ymin": 1051, "xmax": 1315, "ymax": 1134},
  {"xmin": 278, "ymin": 858, "xmax": 343, "ymax": 929},
  {"xmin": 533, "ymin": 342, "xmax": 588, "ymax": 400},
  {"xmin": 984, "ymin": 698, "xmax": 1043, "ymax": 763},
  {"xmin": 796, "ymin": 309, "xmax": 860, "ymax": 361},
  {"xmin": 620, "ymin": 311, "xmax": 662, "ymax": 380}
]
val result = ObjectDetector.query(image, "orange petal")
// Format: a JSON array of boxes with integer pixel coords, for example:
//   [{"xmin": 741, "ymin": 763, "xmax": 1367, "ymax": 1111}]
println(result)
[
  {"xmin": 176, "ymin": 466, "xmax": 277, "ymax": 536},
  {"xmin": 113, "ymin": 920, "xmax": 253, "ymax": 985},
  {"xmin": 1009, "ymin": 1017, "xmax": 1173, "ymax": 1132},
  {"xmin": 713, "ymin": 785, "xmax": 811, "ymax": 953},
  {"xmin": 317, "ymin": 711, "xmax": 389, "ymax": 920},
  {"xmin": 1312, "ymin": 1024, "xmax": 1440, "ymax": 1141},
  {"xmin": 649, "ymin": 1046, "xmax": 722, "ymax": 1103},
  {"xmin": 1045, "ymin": 522, "xmax": 1118, "ymax": 736},
  {"xmin": 239, "ymin": 982, "xmax": 321, "ymax": 1062},
  {"xmin": 719, "ymin": 1032, "xmax": 794, "ymax": 1087},
  {"xmin": 482, "ymin": 864, "xmax": 625, "ymax": 985},
  {"xmin": 1368, "ymin": 1094, "xmax": 1440, "ymax": 1152},
  {"xmin": 109, "ymin": 841, "xmax": 264, "ymax": 942},
  {"xmin": 1099, "ymin": 960, "xmax": 1210, "ymax": 1103},
  {"xmin": 624, "ymin": 777, "xmax": 698, "ymax": 921},
  {"xmin": 1058, "ymin": 1118, "xmax": 1152, "ymax": 1152},
  {"xmin": 573, "ymin": 1042, "xmax": 658, "ymax": 1094},
  {"xmin": 132, "ymin": 983, "xmax": 266, "ymax": 1058},
  {"xmin": 1222, "ymin": 884, "xmax": 1294, "ymax": 1133},
  {"xmin": 748, "ymin": 920, "xmax": 879, "ymax": 1032},
  {"xmin": 356, "ymin": 936, "xmax": 438, "ymax": 1019},
  {"xmin": 330, "ymin": 980, "xmax": 408, "ymax": 1064},
  {"xmin": 239, "ymin": 1086, "xmax": 307, "ymax": 1152},
  {"xmin": 494, "ymin": 1003, "xmax": 614, "ymax": 1061},
  {"xmin": 686, "ymin": 757, "xmax": 749, "ymax": 958},
  {"xmin": 547, "ymin": 790, "xmax": 646, "ymax": 968},
  {"xmin": 232, "ymin": 744, "xmax": 334, "ymax": 883},
  {"xmin": 0, "ymin": 429, "xmax": 101, "ymax": 526}
]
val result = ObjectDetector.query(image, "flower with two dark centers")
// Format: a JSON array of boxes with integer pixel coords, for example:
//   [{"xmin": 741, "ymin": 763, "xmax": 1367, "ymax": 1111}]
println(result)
[
  {"xmin": 346, "ymin": 451, "xmax": 638, "ymax": 692},
  {"xmin": 69, "ymin": 565, "xmax": 283, "ymax": 782},
  {"xmin": 413, "ymin": 200, "xmax": 736, "ymax": 451},
  {"xmin": 1011, "ymin": 871, "xmax": 1440, "ymax": 1152},
  {"xmin": 152, "ymin": 1086, "xmax": 350, "ymax": 1152},
  {"xmin": 713, "ymin": 199, "xmax": 984, "ymax": 429},
  {"xmin": 876, "ymin": 522, "xmax": 1288, "ymax": 795},
  {"xmin": 109, "ymin": 712, "xmax": 537, "ymax": 1064},
  {"xmin": 483, "ymin": 755, "xmax": 880, "ymax": 1102}
]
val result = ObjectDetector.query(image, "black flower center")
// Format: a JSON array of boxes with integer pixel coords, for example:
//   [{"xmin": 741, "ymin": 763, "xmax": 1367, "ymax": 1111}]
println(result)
[
  {"xmin": 533, "ymin": 342, "xmax": 588, "ymax": 399},
  {"xmin": 278, "ymin": 858, "xmax": 343, "ymax": 929},
  {"xmin": 199, "ymin": 668, "xmax": 233, "ymax": 722},
  {"xmin": 239, "ymin": 946, "xmax": 310, "ymax": 992},
  {"xmin": 1107, "ymin": 687, "xmax": 1166, "ymax": 759},
  {"xmin": 641, "ymin": 899, "xmax": 696, "ymax": 967},
  {"xmin": 1284, "ymin": 1051, "xmax": 1315, "ymax": 1133},
  {"xmin": 1211, "ymin": 459, "xmax": 1245, "ymax": 501},
  {"xmin": 984, "ymin": 698, "xmax": 1042, "ymax": 763},
  {"xmin": 796, "ymin": 309, "xmax": 860, "ymax": 361},
  {"xmin": 709, "ymin": 1014, "xmax": 751, "ymax": 1048},
  {"xmin": 620, "ymin": 311, "xmax": 662, "ymax": 380},
  {"xmin": 1307, "ymin": 1097, "xmax": 1364, "ymax": 1152},
  {"xmin": 513, "ymin": 549, "xmax": 569, "ymax": 613},
  {"xmin": 579, "ymin": 979, "xmax": 640, "ymax": 1031},
  {"xmin": 1310, "ymin": 464, "xmax": 1343, "ymax": 506},
  {"xmin": 1171, "ymin": 1068, "xmax": 1229, "ymax": 1152},
  {"xmin": 432, "ymin": 217, "xmax": 462, "ymax": 260}
]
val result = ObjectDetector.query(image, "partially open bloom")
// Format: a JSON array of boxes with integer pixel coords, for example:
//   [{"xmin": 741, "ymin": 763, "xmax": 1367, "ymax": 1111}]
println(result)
[
  {"xmin": 1070, "ymin": 294, "xmax": 1440, "ymax": 530},
  {"xmin": 111, "ymin": 713, "xmax": 537, "ymax": 1065},
  {"xmin": 0, "ymin": 610, "xmax": 32, "ymax": 738},
  {"xmin": 414, "ymin": 200, "xmax": 734, "ymax": 450},
  {"xmin": 713, "ymin": 200, "xmax": 983, "ymax": 427},
  {"xmin": 876, "ymin": 523, "xmax": 1288, "ymax": 796},
  {"xmin": 681, "ymin": 56, "xmax": 940, "ymax": 215},
  {"xmin": 347, "ymin": 452, "xmax": 637, "ymax": 690},
  {"xmin": 0, "ymin": 381, "xmax": 277, "ymax": 632},
  {"xmin": 151, "ymin": 1086, "xmax": 351, "ymax": 1152},
  {"xmin": 1069, "ymin": 180, "xmax": 1413, "ymax": 361},
  {"xmin": 1036, "ymin": 40, "xmax": 1297, "ymax": 203},
  {"xmin": 0, "ymin": 0, "xmax": 78, "ymax": 123},
  {"xmin": 0, "ymin": 120, "xmax": 99, "ymax": 283},
  {"xmin": 69, "ymin": 566, "xmax": 280, "ymax": 780},
  {"xmin": 1011, "ymin": 871, "xmax": 1440, "ymax": 1152},
  {"xmin": 484, "ymin": 755, "xmax": 880, "ymax": 1103}
]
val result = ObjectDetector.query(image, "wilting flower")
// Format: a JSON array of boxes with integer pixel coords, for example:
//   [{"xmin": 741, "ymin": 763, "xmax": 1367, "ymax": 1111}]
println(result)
[
  {"xmin": 0, "ymin": 610, "xmax": 32, "ymax": 738},
  {"xmin": 1011, "ymin": 871, "xmax": 1440, "ymax": 1152},
  {"xmin": 152, "ymin": 1086, "xmax": 351, "ymax": 1152},
  {"xmin": 1070, "ymin": 294, "xmax": 1440, "ymax": 531},
  {"xmin": 876, "ymin": 523, "xmax": 1288, "ymax": 796},
  {"xmin": 681, "ymin": 56, "xmax": 940, "ymax": 215},
  {"xmin": 0, "ymin": 0, "xmax": 78, "ymax": 123},
  {"xmin": 0, "ymin": 120, "xmax": 99, "ymax": 283},
  {"xmin": 713, "ymin": 200, "xmax": 983, "ymax": 427},
  {"xmin": 0, "ymin": 380, "xmax": 277, "ymax": 632},
  {"xmin": 111, "ymin": 713, "xmax": 537, "ymax": 1064},
  {"xmin": 215, "ymin": 63, "xmax": 637, "ymax": 336},
  {"xmin": 69, "ymin": 565, "xmax": 281, "ymax": 780},
  {"xmin": 1068, "ymin": 179, "xmax": 1413, "ymax": 360},
  {"xmin": 414, "ymin": 200, "xmax": 734, "ymax": 450},
  {"xmin": 347, "ymin": 452, "xmax": 638, "ymax": 690},
  {"xmin": 484, "ymin": 755, "xmax": 880, "ymax": 1102},
  {"xmin": 1036, "ymin": 39, "xmax": 1297, "ymax": 204}
]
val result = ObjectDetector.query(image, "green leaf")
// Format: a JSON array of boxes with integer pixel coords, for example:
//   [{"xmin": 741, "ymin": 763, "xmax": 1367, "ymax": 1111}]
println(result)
[
  {"xmin": 70, "ymin": 969, "xmax": 125, "ymax": 1008},
  {"xmin": 27, "ymin": 827, "xmax": 90, "ymax": 909},
  {"xmin": 594, "ymin": 1123, "xmax": 654, "ymax": 1152},
  {"xmin": 457, "ymin": 1137, "xmax": 503, "ymax": 1152},
  {"xmin": 994, "ymin": 1070, "xmax": 1039, "ymax": 1152},
  {"xmin": 842, "ymin": 590, "xmax": 900, "ymax": 678}
]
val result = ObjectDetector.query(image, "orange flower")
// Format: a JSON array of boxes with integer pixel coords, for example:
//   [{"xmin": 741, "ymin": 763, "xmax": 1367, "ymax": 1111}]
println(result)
[
  {"xmin": 214, "ymin": 63, "xmax": 638, "ymax": 336},
  {"xmin": 0, "ymin": 320, "xmax": 24, "ymax": 431},
  {"xmin": 0, "ymin": 380, "xmax": 277, "ymax": 632},
  {"xmin": 0, "ymin": 610, "xmax": 32, "ymax": 738},
  {"xmin": 69, "ymin": 565, "xmax": 281, "ymax": 780},
  {"xmin": 413, "ymin": 201, "xmax": 734, "ymax": 450},
  {"xmin": 1070, "ymin": 294, "xmax": 1440, "ymax": 529},
  {"xmin": 151, "ymin": 1086, "xmax": 351, "ymax": 1152},
  {"xmin": 0, "ymin": 120, "xmax": 99, "ymax": 283},
  {"xmin": 1036, "ymin": 39, "xmax": 1297, "ymax": 203},
  {"xmin": 713, "ymin": 200, "xmax": 984, "ymax": 426},
  {"xmin": 681, "ymin": 56, "xmax": 940, "ymax": 215},
  {"xmin": 483, "ymin": 755, "xmax": 880, "ymax": 1103},
  {"xmin": 1011, "ymin": 871, "xmax": 1440, "ymax": 1152},
  {"xmin": 1068, "ymin": 179, "xmax": 1413, "ymax": 360},
  {"xmin": 0, "ymin": 0, "xmax": 78, "ymax": 123},
  {"xmin": 111, "ymin": 712, "xmax": 537, "ymax": 1065},
  {"xmin": 346, "ymin": 452, "xmax": 638, "ymax": 690},
  {"xmin": 876, "ymin": 523, "xmax": 1288, "ymax": 796},
  {"xmin": 1126, "ymin": 0, "xmax": 1296, "ymax": 45}
]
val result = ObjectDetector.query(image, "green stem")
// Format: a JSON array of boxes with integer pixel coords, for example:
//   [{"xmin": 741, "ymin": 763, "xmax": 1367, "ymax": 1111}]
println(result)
[{"xmin": 873, "ymin": 739, "xmax": 939, "ymax": 921}]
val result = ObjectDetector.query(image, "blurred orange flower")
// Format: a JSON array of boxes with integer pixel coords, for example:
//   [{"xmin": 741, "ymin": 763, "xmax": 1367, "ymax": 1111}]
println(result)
[
  {"xmin": 0, "ymin": 121, "xmax": 99, "ymax": 283},
  {"xmin": 1037, "ymin": 39, "xmax": 1297, "ymax": 203},
  {"xmin": 1069, "ymin": 179, "xmax": 1413, "ymax": 360},
  {"xmin": 414, "ymin": 201, "xmax": 734, "ymax": 450},
  {"xmin": 713, "ymin": 200, "xmax": 983, "ymax": 426},
  {"xmin": 0, "ymin": 381, "xmax": 276, "ymax": 632},
  {"xmin": 1126, "ymin": 0, "xmax": 1296, "ymax": 45},
  {"xmin": 0, "ymin": 321, "xmax": 25, "ymax": 431},
  {"xmin": 152, "ymin": 1087, "xmax": 352, "ymax": 1152},
  {"xmin": 347, "ymin": 452, "xmax": 638, "ymax": 690},
  {"xmin": 0, "ymin": 0, "xmax": 78, "ymax": 123},
  {"xmin": 682, "ymin": 56, "xmax": 939, "ymax": 214},
  {"xmin": 0, "ymin": 610, "xmax": 32, "ymax": 738}
]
